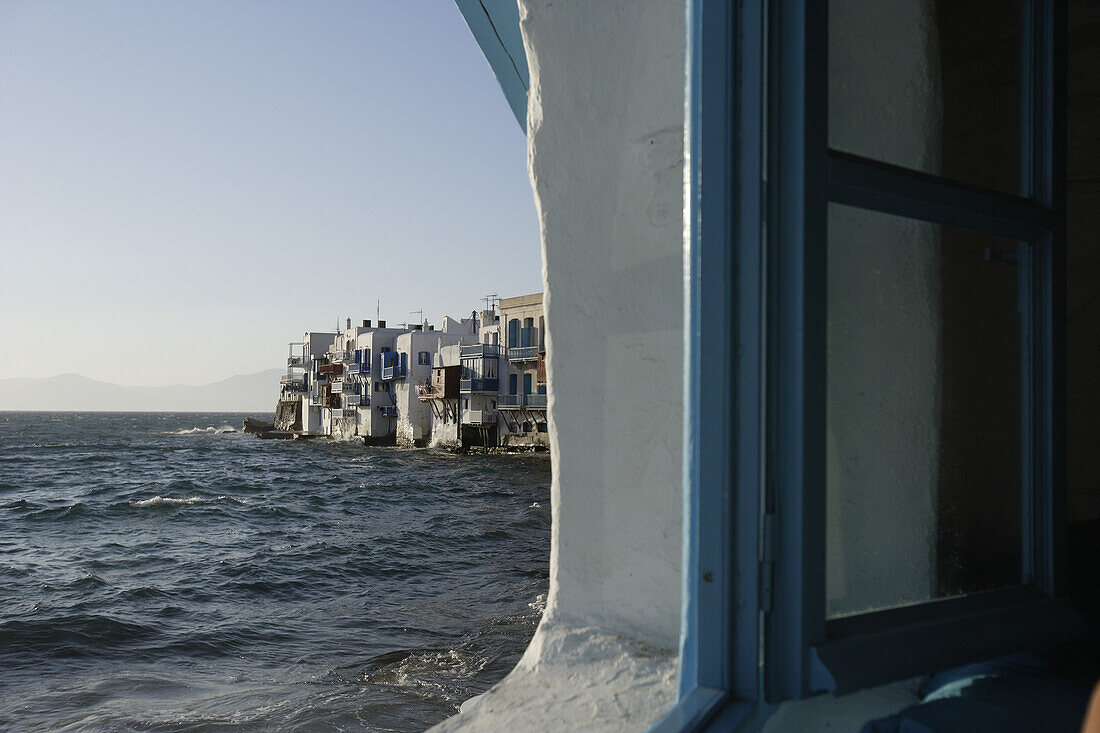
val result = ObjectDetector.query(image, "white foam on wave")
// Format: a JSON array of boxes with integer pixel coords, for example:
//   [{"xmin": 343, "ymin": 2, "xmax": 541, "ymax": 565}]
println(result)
[
  {"xmin": 131, "ymin": 495, "xmax": 244, "ymax": 507},
  {"xmin": 168, "ymin": 426, "xmax": 238, "ymax": 435}
]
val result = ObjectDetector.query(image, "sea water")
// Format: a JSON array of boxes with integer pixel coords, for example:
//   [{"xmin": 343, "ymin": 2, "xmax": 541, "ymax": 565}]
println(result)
[{"xmin": 0, "ymin": 412, "xmax": 550, "ymax": 731}]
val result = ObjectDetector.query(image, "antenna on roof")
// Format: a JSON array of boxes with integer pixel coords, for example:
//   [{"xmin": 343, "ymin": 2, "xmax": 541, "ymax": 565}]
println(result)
[
  {"xmin": 377, "ymin": 299, "xmax": 380, "ymax": 325},
  {"xmin": 483, "ymin": 294, "xmax": 498, "ymax": 312},
  {"xmin": 410, "ymin": 308, "xmax": 424, "ymax": 325}
]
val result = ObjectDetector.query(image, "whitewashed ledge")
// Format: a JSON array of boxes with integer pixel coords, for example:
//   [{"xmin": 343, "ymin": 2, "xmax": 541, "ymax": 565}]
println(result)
[{"xmin": 430, "ymin": 622, "xmax": 678, "ymax": 732}]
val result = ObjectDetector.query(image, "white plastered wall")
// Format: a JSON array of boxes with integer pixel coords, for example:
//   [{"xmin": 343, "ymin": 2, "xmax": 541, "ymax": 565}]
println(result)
[{"xmin": 434, "ymin": 0, "xmax": 685, "ymax": 729}]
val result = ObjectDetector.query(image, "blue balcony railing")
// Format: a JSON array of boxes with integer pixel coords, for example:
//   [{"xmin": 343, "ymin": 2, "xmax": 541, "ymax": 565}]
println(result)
[
  {"xmin": 460, "ymin": 343, "xmax": 502, "ymax": 358},
  {"xmin": 508, "ymin": 346, "xmax": 540, "ymax": 361},
  {"xmin": 526, "ymin": 394, "xmax": 548, "ymax": 409},
  {"xmin": 499, "ymin": 394, "xmax": 524, "ymax": 409},
  {"xmin": 381, "ymin": 364, "xmax": 406, "ymax": 380},
  {"xmin": 460, "ymin": 378, "xmax": 499, "ymax": 393}
]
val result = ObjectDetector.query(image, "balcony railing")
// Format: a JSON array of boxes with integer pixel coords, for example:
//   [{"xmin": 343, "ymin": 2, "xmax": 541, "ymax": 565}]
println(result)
[
  {"xmin": 499, "ymin": 394, "xmax": 524, "ymax": 409},
  {"xmin": 416, "ymin": 384, "xmax": 441, "ymax": 401},
  {"xmin": 344, "ymin": 395, "xmax": 362, "ymax": 407},
  {"xmin": 381, "ymin": 364, "xmax": 407, "ymax": 380},
  {"xmin": 508, "ymin": 346, "xmax": 540, "ymax": 361},
  {"xmin": 332, "ymin": 380, "xmax": 356, "ymax": 394},
  {"xmin": 318, "ymin": 363, "xmax": 343, "ymax": 377},
  {"xmin": 281, "ymin": 373, "xmax": 305, "ymax": 385},
  {"xmin": 329, "ymin": 408, "xmax": 343, "ymax": 418},
  {"xmin": 463, "ymin": 409, "xmax": 495, "ymax": 426},
  {"xmin": 287, "ymin": 355, "xmax": 304, "ymax": 367},
  {"xmin": 460, "ymin": 344, "xmax": 502, "ymax": 358},
  {"xmin": 460, "ymin": 378, "xmax": 499, "ymax": 393},
  {"xmin": 324, "ymin": 395, "xmax": 341, "ymax": 409},
  {"xmin": 526, "ymin": 394, "xmax": 548, "ymax": 409},
  {"xmin": 380, "ymin": 406, "xmax": 398, "ymax": 417}
]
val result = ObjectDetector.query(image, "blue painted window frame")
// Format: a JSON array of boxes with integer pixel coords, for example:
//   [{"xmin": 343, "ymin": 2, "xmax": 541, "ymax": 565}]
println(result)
[{"xmin": 654, "ymin": 0, "xmax": 1070, "ymax": 729}]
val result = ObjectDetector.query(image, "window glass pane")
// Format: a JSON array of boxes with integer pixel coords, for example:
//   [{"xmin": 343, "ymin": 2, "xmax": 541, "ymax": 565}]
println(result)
[
  {"xmin": 826, "ymin": 204, "xmax": 1024, "ymax": 619},
  {"xmin": 829, "ymin": 0, "xmax": 1022, "ymax": 194}
]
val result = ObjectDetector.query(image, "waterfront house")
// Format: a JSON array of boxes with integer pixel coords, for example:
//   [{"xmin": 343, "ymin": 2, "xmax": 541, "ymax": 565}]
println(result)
[
  {"xmin": 498, "ymin": 293, "xmax": 548, "ymax": 449},
  {"xmin": 392, "ymin": 317, "xmax": 479, "ymax": 446},
  {"xmin": 349, "ymin": 321, "xmax": 409, "ymax": 444},
  {"xmin": 421, "ymin": 343, "xmax": 464, "ymax": 449},
  {"xmin": 459, "ymin": 337, "xmax": 501, "ymax": 449},
  {"xmin": 294, "ymin": 331, "xmax": 337, "ymax": 436}
]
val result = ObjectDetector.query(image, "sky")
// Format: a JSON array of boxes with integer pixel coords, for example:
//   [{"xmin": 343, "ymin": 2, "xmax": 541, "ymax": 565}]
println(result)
[{"xmin": 0, "ymin": 0, "xmax": 540, "ymax": 387}]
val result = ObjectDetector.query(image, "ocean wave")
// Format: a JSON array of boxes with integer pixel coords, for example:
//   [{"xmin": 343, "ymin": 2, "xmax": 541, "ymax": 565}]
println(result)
[
  {"xmin": 130, "ymin": 495, "xmax": 245, "ymax": 508},
  {"xmin": 168, "ymin": 426, "xmax": 238, "ymax": 435}
]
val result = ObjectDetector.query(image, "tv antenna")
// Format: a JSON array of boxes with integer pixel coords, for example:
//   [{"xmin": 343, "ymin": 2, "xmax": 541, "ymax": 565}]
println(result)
[
  {"xmin": 410, "ymin": 308, "xmax": 424, "ymax": 326},
  {"xmin": 482, "ymin": 294, "xmax": 498, "ymax": 312}
]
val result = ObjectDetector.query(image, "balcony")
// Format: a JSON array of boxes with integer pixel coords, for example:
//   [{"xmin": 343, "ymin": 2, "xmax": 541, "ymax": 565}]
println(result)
[
  {"xmin": 318, "ymin": 363, "xmax": 343, "ymax": 377},
  {"xmin": 526, "ymin": 394, "xmax": 548, "ymax": 409},
  {"xmin": 417, "ymin": 384, "xmax": 441, "ymax": 401},
  {"xmin": 344, "ymin": 395, "xmax": 364, "ymax": 407},
  {"xmin": 460, "ymin": 378, "xmax": 499, "ymax": 393},
  {"xmin": 323, "ymin": 395, "xmax": 341, "ymax": 409},
  {"xmin": 287, "ymin": 355, "xmax": 304, "ymax": 367},
  {"xmin": 508, "ymin": 346, "xmax": 540, "ymax": 362},
  {"xmin": 280, "ymin": 373, "xmax": 305, "ymax": 386},
  {"xmin": 499, "ymin": 394, "xmax": 524, "ymax": 409},
  {"xmin": 461, "ymin": 344, "xmax": 502, "ymax": 358},
  {"xmin": 381, "ymin": 364, "xmax": 407, "ymax": 380},
  {"xmin": 333, "ymin": 380, "xmax": 356, "ymax": 394},
  {"xmin": 329, "ymin": 408, "xmax": 343, "ymax": 418},
  {"xmin": 463, "ymin": 409, "xmax": 496, "ymax": 426},
  {"xmin": 380, "ymin": 406, "xmax": 398, "ymax": 417}
]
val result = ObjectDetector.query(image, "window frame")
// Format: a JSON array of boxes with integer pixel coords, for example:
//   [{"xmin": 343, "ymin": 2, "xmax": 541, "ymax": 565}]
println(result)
[{"xmin": 655, "ymin": 0, "xmax": 1071, "ymax": 729}]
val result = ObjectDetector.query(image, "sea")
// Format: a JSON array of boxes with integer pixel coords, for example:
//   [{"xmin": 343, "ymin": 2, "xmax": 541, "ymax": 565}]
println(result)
[{"xmin": 0, "ymin": 412, "xmax": 551, "ymax": 732}]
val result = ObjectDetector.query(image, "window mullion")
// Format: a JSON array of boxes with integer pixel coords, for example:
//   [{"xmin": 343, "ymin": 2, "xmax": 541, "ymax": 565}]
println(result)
[{"xmin": 827, "ymin": 151, "xmax": 1056, "ymax": 241}]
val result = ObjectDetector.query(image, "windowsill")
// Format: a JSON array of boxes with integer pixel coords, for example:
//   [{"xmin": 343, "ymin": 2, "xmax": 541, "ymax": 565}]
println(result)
[{"xmin": 430, "ymin": 621, "xmax": 678, "ymax": 732}]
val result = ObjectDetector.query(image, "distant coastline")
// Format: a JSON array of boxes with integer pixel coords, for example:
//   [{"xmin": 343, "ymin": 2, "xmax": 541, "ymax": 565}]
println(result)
[{"xmin": 0, "ymin": 370, "xmax": 282, "ymax": 413}]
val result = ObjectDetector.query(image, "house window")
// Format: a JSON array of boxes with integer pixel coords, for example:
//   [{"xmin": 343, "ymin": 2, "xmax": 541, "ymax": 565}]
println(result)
[
  {"xmin": 665, "ymin": 0, "xmax": 1069, "ymax": 725},
  {"xmin": 418, "ymin": 351, "xmax": 431, "ymax": 365}
]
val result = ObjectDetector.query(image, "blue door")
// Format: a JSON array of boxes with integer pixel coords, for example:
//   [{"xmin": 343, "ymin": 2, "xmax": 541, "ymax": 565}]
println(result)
[
  {"xmin": 508, "ymin": 319, "xmax": 519, "ymax": 349},
  {"xmin": 523, "ymin": 373, "xmax": 532, "ymax": 395},
  {"xmin": 509, "ymin": 374, "xmax": 518, "ymax": 395}
]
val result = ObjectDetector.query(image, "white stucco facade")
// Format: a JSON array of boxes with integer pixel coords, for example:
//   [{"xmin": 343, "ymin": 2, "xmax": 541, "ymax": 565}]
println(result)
[{"xmin": 436, "ymin": 1, "xmax": 687, "ymax": 728}]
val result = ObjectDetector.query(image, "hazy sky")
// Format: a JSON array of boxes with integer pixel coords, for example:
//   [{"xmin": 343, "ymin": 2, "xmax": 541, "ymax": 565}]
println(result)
[{"xmin": 0, "ymin": 1, "xmax": 539, "ymax": 386}]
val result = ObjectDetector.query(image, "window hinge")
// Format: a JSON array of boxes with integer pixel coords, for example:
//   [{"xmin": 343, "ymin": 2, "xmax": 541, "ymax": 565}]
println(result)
[{"xmin": 760, "ymin": 511, "xmax": 777, "ymax": 614}]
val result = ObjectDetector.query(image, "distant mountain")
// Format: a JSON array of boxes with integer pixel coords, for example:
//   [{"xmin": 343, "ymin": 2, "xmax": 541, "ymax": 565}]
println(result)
[{"xmin": 0, "ymin": 370, "xmax": 284, "ymax": 412}]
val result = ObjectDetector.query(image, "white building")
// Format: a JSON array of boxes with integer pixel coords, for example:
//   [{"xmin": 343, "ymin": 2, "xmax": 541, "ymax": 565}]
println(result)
[
  {"xmin": 392, "ymin": 317, "xmax": 478, "ymax": 446},
  {"xmin": 350, "ymin": 321, "xmax": 411, "ymax": 444},
  {"xmin": 421, "ymin": 343, "xmax": 464, "ymax": 449},
  {"xmin": 298, "ymin": 331, "xmax": 337, "ymax": 436}
]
